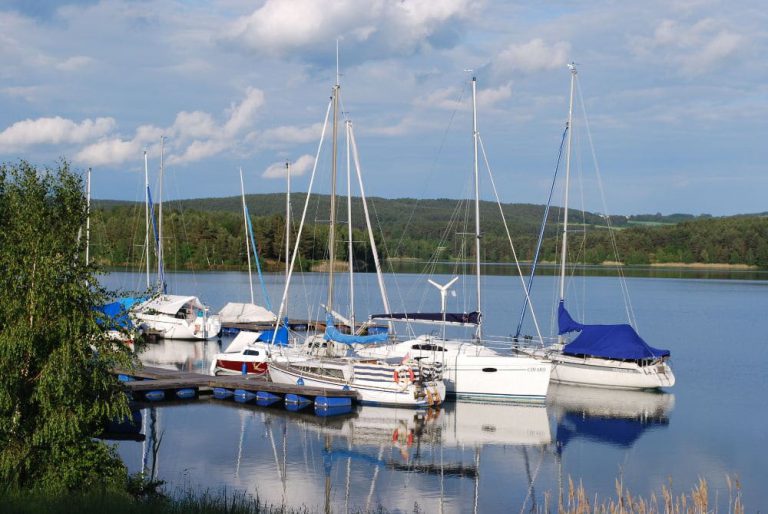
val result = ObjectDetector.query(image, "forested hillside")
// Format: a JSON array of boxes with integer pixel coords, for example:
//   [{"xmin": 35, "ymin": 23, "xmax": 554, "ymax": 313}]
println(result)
[{"xmin": 88, "ymin": 194, "xmax": 768, "ymax": 270}]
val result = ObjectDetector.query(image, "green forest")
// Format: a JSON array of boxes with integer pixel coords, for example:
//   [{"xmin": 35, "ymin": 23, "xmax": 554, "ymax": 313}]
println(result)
[{"xmin": 88, "ymin": 193, "xmax": 768, "ymax": 271}]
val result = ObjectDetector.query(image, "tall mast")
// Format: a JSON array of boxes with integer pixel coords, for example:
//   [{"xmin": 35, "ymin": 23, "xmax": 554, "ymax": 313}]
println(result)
[
  {"xmin": 346, "ymin": 120, "xmax": 355, "ymax": 329},
  {"xmin": 471, "ymin": 76, "xmax": 482, "ymax": 339},
  {"xmin": 85, "ymin": 167, "xmax": 91, "ymax": 266},
  {"xmin": 240, "ymin": 167, "xmax": 255, "ymax": 304},
  {"xmin": 144, "ymin": 149, "xmax": 150, "ymax": 289},
  {"xmin": 285, "ymin": 161, "xmax": 291, "ymax": 314},
  {"xmin": 157, "ymin": 136, "xmax": 165, "ymax": 294},
  {"xmin": 558, "ymin": 63, "xmax": 577, "ymax": 322},
  {"xmin": 326, "ymin": 53, "xmax": 340, "ymax": 313}
]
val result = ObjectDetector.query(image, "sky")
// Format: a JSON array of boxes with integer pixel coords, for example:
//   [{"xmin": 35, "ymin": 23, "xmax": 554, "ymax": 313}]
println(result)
[{"xmin": 0, "ymin": 0, "xmax": 765, "ymax": 216}]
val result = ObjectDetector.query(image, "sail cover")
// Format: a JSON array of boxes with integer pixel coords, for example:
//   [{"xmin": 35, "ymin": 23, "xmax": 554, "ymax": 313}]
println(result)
[
  {"xmin": 558, "ymin": 301, "xmax": 670, "ymax": 360},
  {"xmin": 370, "ymin": 311, "xmax": 480, "ymax": 326},
  {"xmin": 218, "ymin": 302, "xmax": 276, "ymax": 324},
  {"xmin": 324, "ymin": 315, "xmax": 388, "ymax": 345}
]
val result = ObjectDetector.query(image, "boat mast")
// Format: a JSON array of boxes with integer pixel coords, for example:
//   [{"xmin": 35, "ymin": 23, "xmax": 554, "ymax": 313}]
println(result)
[
  {"xmin": 471, "ymin": 76, "xmax": 482, "ymax": 339},
  {"xmin": 157, "ymin": 136, "xmax": 165, "ymax": 294},
  {"xmin": 85, "ymin": 167, "xmax": 91, "ymax": 266},
  {"xmin": 240, "ymin": 167, "xmax": 255, "ymax": 304},
  {"xmin": 285, "ymin": 161, "xmax": 291, "ymax": 315},
  {"xmin": 326, "ymin": 44, "xmax": 340, "ymax": 314},
  {"xmin": 558, "ymin": 63, "xmax": 577, "ymax": 341},
  {"xmin": 346, "ymin": 120, "xmax": 355, "ymax": 330},
  {"xmin": 144, "ymin": 149, "xmax": 151, "ymax": 289}
]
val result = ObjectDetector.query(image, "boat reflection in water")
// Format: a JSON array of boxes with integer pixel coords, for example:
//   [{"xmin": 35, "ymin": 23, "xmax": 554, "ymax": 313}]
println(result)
[
  {"xmin": 119, "ymin": 344, "xmax": 673, "ymax": 513},
  {"xmin": 549, "ymin": 383, "xmax": 675, "ymax": 453},
  {"xmin": 133, "ymin": 337, "xmax": 223, "ymax": 373}
]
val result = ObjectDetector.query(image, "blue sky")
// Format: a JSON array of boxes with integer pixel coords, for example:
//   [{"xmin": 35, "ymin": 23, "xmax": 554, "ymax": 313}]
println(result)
[{"xmin": 1, "ymin": 0, "xmax": 765, "ymax": 216}]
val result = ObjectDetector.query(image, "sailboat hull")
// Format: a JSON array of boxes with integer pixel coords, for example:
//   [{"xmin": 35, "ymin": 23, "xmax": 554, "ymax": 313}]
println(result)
[
  {"xmin": 356, "ymin": 337, "xmax": 551, "ymax": 402},
  {"xmin": 549, "ymin": 353, "xmax": 675, "ymax": 389},
  {"xmin": 268, "ymin": 361, "xmax": 446, "ymax": 408}
]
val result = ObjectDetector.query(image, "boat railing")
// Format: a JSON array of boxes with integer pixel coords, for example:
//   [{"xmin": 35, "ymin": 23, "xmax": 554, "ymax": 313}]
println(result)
[{"xmin": 375, "ymin": 332, "xmax": 559, "ymax": 353}]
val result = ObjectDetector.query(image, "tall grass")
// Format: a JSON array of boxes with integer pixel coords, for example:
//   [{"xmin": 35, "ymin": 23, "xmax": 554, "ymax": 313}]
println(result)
[{"xmin": 0, "ymin": 477, "xmax": 745, "ymax": 513}]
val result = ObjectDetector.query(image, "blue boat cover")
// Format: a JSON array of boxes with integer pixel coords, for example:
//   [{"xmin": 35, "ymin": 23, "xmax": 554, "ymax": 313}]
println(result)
[
  {"xmin": 95, "ymin": 296, "xmax": 144, "ymax": 329},
  {"xmin": 324, "ymin": 315, "xmax": 389, "ymax": 345},
  {"xmin": 257, "ymin": 325, "xmax": 289, "ymax": 346},
  {"xmin": 558, "ymin": 301, "xmax": 670, "ymax": 360}
]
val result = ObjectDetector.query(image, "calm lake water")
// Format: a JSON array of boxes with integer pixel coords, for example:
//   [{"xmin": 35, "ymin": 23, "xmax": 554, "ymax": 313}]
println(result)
[{"xmin": 104, "ymin": 270, "xmax": 768, "ymax": 512}]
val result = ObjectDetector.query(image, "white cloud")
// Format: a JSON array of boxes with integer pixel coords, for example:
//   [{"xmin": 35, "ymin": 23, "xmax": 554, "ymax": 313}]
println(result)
[
  {"xmin": 418, "ymin": 81, "xmax": 512, "ymax": 111},
  {"xmin": 171, "ymin": 111, "xmax": 218, "ymax": 141},
  {"xmin": 260, "ymin": 123, "xmax": 323, "ymax": 146},
  {"xmin": 494, "ymin": 38, "xmax": 570, "ymax": 75},
  {"xmin": 223, "ymin": 87, "xmax": 264, "ymax": 136},
  {"xmin": 262, "ymin": 154, "xmax": 315, "ymax": 178},
  {"xmin": 68, "ymin": 87, "xmax": 267, "ymax": 167},
  {"xmin": 477, "ymin": 82, "xmax": 512, "ymax": 107},
  {"xmin": 74, "ymin": 137, "xmax": 141, "ymax": 167},
  {"xmin": 224, "ymin": 0, "xmax": 475, "ymax": 60},
  {"xmin": 56, "ymin": 55, "xmax": 94, "ymax": 72},
  {"xmin": 0, "ymin": 116, "xmax": 115, "ymax": 152},
  {"xmin": 168, "ymin": 139, "xmax": 230, "ymax": 165},
  {"xmin": 0, "ymin": 85, "xmax": 49, "ymax": 103},
  {"xmin": 633, "ymin": 18, "xmax": 744, "ymax": 75}
]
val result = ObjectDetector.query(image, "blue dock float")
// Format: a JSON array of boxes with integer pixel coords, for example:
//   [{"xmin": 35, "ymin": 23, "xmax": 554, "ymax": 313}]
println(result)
[
  {"xmin": 315, "ymin": 405, "xmax": 354, "ymax": 417},
  {"xmin": 257, "ymin": 391, "xmax": 281, "ymax": 403},
  {"xmin": 176, "ymin": 388, "xmax": 196, "ymax": 399},
  {"xmin": 315, "ymin": 396, "xmax": 352, "ymax": 408},
  {"xmin": 213, "ymin": 387, "xmax": 234, "ymax": 399},
  {"xmin": 115, "ymin": 366, "xmax": 360, "ymax": 415},
  {"xmin": 285, "ymin": 393, "xmax": 312, "ymax": 406},
  {"xmin": 234, "ymin": 389, "xmax": 257, "ymax": 403},
  {"xmin": 143, "ymin": 390, "xmax": 165, "ymax": 402}
]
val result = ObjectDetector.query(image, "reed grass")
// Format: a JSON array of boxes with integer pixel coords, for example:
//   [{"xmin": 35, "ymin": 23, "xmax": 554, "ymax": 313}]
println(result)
[{"xmin": 0, "ymin": 476, "xmax": 745, "ymax": 513}]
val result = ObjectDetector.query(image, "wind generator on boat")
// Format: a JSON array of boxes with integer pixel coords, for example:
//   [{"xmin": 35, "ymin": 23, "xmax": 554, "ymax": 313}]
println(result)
[{"xmin": 356, "ymin": 76, "xmax": 552, "ymax": 402}]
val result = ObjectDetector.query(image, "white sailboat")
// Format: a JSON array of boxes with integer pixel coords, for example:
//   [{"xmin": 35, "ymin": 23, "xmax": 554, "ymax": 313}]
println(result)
[
  {"xmin": 266, "ymin": 55, "xmax": 446, "ymax": 407},
  {"xmin": 517, "ymin": 64, "xmax": 675, "ymax": 390},
  {"xmin": 357, "ymin": 76, "xmax": 552, "ymax": 403},
  {"xmin": 131, "ymin": 140, "xmax": 221, "ymax": 340}
]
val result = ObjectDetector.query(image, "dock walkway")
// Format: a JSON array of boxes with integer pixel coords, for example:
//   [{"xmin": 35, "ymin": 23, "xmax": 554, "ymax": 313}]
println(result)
[{"xmin": 115, "ymin": 366, "xmax": 360, "ymax": 406}]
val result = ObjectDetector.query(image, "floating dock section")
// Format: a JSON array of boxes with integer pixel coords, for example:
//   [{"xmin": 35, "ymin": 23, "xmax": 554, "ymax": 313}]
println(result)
[{"xmin": 116, "ymin": 366, "xmax": 359, "ymax": 414}]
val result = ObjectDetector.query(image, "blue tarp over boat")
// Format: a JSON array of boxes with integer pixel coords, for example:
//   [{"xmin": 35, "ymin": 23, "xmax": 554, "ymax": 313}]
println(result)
[
  {"xmin": 257, "ymin": 325, "xmax": 289, "ymax": 346},
  {"xmin": 324, "ymin": 315, "xmax": 389, "ymax": 345},
  {"xmin": 96, "ymin": 297, "xmax": 144, "ymax": 329},
  {"xmin": 558, "ymin": 301, "xmax": 670, "ymax": 360}
]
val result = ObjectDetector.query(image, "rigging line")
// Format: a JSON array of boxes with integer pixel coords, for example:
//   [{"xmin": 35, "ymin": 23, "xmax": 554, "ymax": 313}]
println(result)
[
  {"xmin": 392, "ymin": 78, "xmax": 469, "ymax": 258},
  {"xmin": 271, "ymin": 97, "xmax": 333, "ymax": 344},
  {"xmin": 244, "ymin": 204, "xmax": 273, "ymax": 311},
  {"xmin": 478, "ymin": 134, "xmax": 545, "ymax": 346},
  {"xmin": 575, "ymin": 74, "xmax": 637, "ymax": 327},
  {"xmin": 515, "ymin": 123, "xmax": 569, "ymax": 339}
]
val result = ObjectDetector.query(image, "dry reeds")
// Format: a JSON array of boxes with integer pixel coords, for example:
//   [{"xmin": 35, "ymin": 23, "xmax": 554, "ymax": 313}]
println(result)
[{"xmin": 554, "ymin": 475, "xmax": 743, "ymax": 514}]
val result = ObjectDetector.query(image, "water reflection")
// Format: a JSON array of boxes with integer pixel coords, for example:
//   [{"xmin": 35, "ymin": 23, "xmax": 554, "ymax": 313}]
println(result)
[
  {"xmin": 549, "ymin": 383, "xmax": 674, "ymax": 452},
  {"xmin": 123, "ymin": 340, "xmax": 677, "ymax": 512}
]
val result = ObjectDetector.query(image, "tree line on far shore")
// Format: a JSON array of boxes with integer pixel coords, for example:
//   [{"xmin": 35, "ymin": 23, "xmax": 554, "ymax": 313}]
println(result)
[{"xmin": 88, "ymin": 194, "xmax": 768, "ymax": 271}]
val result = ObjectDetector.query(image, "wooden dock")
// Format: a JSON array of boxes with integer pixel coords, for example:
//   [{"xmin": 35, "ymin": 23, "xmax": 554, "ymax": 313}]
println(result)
[{"xmin": 115, "ymin": 366, "xmax": 360, "ymax": 408}]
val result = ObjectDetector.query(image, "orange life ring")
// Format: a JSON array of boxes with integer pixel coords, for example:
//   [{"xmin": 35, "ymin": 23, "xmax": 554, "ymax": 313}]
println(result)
[{"xmin": 393, "ymin": 366, "xmax": 416, "ymax": 384}]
